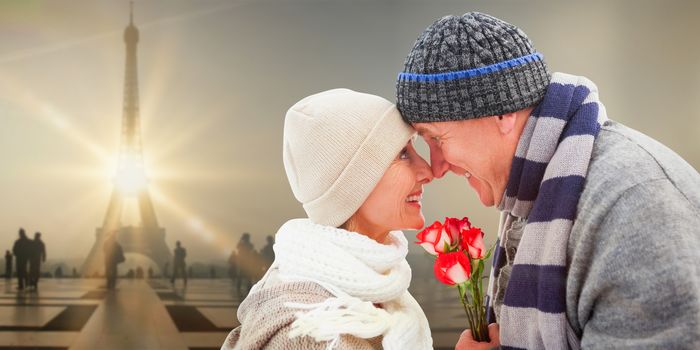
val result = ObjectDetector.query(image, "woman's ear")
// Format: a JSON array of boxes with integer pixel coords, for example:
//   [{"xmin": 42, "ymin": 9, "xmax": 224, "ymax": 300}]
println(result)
[{"xmin": 495, "ymin": 112, "xmax": 517, "ymax": 135}]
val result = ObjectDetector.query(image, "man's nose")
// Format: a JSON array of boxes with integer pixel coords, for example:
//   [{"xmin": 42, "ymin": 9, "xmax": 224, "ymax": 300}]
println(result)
[{"xmin": 430, "ymin": 150, "xmax": 450, "ymax": 179}]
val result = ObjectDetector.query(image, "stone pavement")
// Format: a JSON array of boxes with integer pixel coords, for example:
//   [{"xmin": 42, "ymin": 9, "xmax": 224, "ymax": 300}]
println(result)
[{"xmin": 0, "ymin": 277, "xmax": 466, "ymax": 349}]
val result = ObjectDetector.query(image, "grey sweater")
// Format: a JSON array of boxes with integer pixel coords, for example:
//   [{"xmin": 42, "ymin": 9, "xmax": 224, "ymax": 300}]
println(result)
[
  {"xmin": 567, "ymin": 121, "xmax": 700, "ymax": 348},
  {"xmin": 497, "ymin": 120, "xmax": 700, "ymax": 348}
]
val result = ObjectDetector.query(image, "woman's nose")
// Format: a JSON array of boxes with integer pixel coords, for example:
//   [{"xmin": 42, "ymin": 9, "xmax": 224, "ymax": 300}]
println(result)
[{"xmin": 415, "ymin": 155, "xmax": 434, "ymax": 184}]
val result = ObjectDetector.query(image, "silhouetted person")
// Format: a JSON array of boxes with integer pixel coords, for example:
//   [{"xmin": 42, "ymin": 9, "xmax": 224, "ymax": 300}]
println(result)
[
  {"xmin": 260, "ymin": 235, "xmax": 275, "ymax": 271},
  {"xmin": 148, "ymin": 267, "xmax": 154, "ymax": 279},
  {"xmin": 236, "ymin": 233, "xmax": 256, "ymax": 295},
  {"xmin": 171, "ymin": 241, "xmax": 187, "ymax": 286},
  {"xmin": 28, "ymin": 232, "xmax": 46, "ymax": 290},
  {"xmin": 228, "ymin": 249, "xmax": 238, "ymax": 283},
  {"xmin": 55, "ymin": 266, "xmax": 63, "ymax": 279},
  {"xmin": 163, "ymin": 261, "xmax": 170, "ymax": 279},
  {"xmin": 12, "ymin": 228, "xmax": 32, "ymax": 291},
  {"xmin": 4, "ymin": 251, "xmax": 12, "ymax": 280},
  {"xmin": 136, "ymin": 266, "xmax": 144, "ymax": 279},
  {"xmin": 103, "ymin": 234, "xmax": 125, "ymax": 289},
  {"xmin": 72, "ymin": 267, "xmax": 78, "ymax": 278}
]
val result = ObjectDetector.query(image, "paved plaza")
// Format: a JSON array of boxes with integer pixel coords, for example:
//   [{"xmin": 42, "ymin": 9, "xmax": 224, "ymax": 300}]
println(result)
[{"xmin": 0, "ymin": 277, "xmax": 466, "ymax": 349}]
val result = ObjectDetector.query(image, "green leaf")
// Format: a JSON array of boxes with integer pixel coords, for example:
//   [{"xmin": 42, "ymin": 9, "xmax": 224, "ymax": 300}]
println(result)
[
  {"xmin": 483, "ymin": 245, "xmax": 495, "ymax": 260},
  {"xmin": 476, "ymin": 259, "xmax": 484, "ymax": 279}
]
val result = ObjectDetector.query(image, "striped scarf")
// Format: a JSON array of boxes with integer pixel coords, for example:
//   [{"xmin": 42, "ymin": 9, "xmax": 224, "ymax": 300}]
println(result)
[{"xmin": 486, "ymin": 72, "xmax": 608, "ymax": 349}]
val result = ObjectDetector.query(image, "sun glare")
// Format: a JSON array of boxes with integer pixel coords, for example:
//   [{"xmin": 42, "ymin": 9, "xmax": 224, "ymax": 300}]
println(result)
[{"xmin": 114, "ymin": 156, "xmax": 148, "ymax": 195}]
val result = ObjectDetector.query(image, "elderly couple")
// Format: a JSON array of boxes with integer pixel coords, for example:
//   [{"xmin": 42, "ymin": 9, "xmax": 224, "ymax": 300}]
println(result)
[{"xmin": 222, "ymin": 12, "xmax": 700, "ymax": 350}]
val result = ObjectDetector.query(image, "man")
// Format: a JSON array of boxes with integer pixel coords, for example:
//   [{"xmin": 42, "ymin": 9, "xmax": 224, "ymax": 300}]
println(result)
[
  {"xmin": 103, "ymin": 234, "xmax": 125, "ymax": 290},
  {"xmin": 235, "ymin": 233, "xmax": 256, "ymax": 295},
  {"xmin": 4, "ymin": 251, "xmax": 12, "ymax": 280},
  {"xmin": 12, "ymin": 228, "xmax": 32, "ymax": 291},
  {"xmin": 171, "ymin": 241, "xmax": 187, "ymax": 286},
  {"xmin": 28, "ymin": 232, "xmax": 46, "ymax": 290},
  {"xmin": 259, "ymin": 235, "xmax": 275, "ymax": 271},
  {"xmin": 396, "ymin": 12, "xmax": 700, "ymax": 349},
  {"xmin": 163, "ymin": 261, "xmax": 170, "ymax": 279},
  {"xmin": 227, "ymin": 249, "xmax": 238, "ymax": 285}
]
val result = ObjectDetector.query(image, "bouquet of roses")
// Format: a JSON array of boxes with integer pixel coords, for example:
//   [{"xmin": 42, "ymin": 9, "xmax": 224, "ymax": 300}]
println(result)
[{"xmin": 416, "ymin": 217, "xmax": 493, "ymax": 342}]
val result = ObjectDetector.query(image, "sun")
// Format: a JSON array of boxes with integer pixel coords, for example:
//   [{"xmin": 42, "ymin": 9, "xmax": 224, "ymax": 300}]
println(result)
[{"xmin": 114, "ymin": 154, "xmax": 148, "ymax": 196}]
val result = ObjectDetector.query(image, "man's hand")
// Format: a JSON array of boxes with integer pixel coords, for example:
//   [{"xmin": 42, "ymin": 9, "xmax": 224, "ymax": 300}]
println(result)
[{"xmin": 455, "ymin": 323, "xmax": 500, "ymax": 350}]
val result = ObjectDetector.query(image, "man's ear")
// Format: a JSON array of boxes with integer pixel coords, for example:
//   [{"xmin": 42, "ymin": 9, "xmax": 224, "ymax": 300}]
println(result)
[{"xmin": 495, "ymin": 112, "xmax": 517, "ymax": 135}]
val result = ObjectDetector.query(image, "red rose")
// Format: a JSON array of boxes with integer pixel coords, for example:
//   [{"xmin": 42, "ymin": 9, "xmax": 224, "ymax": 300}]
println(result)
[
  {"xmin": 455, "ymin": 217, "xmax": 472, "ymax": 232},
  {"xmin": 443, "ymin": 217, "xmax": 462, "ymax": 244},
  {"xmin": 433, "ymin": 251, "xmax": 471, "ymax": 285},
  {"xmin": 416, "ymin": 220, "xmax": 455, "ymax": 255},
  {"xmin": 461, "ymin": 226, "xmax": 485, "ymax": 259}
]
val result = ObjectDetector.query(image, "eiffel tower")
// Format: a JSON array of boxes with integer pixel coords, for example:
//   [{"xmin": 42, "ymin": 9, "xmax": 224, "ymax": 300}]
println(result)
[{"xmin": 81, "ymin": 4, "xmax": 172, "ymax": 277}]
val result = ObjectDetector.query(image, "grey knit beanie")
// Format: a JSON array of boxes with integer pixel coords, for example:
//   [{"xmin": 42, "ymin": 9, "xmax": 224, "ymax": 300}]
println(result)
[{"xmin": 396, "ymin": 12, "xmax": 550, "ymax": 123}]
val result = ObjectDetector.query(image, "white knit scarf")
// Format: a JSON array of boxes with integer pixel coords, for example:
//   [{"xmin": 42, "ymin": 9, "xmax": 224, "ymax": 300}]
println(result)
[{"xmin": 272, "ymin": 218, "xmax": 433, "ymax": 350}]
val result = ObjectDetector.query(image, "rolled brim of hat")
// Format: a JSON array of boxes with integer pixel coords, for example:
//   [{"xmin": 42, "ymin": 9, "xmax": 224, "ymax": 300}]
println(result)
[
  {"xmin": 302, "ymin": 104, "xmax": 415, "ymax": 228},
  {"xmin": 397, "ymin": 57, "xmax": 550, "ymax": 123}
]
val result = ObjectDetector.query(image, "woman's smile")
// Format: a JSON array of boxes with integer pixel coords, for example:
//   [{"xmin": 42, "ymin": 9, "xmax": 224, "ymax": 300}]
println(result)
[{"xmin": 405, "ymin": 190, "xmax": 423, "ymax": 209}]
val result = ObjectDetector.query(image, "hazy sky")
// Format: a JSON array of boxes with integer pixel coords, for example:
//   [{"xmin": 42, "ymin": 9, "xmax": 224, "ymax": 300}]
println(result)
[{"xmin": 1, "ymin": 0, "xmax": 698, "ymax": 263}]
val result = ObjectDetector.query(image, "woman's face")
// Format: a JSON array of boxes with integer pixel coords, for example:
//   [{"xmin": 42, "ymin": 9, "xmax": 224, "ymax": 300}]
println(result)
[{"xmin": 348, "ymin": 139, "xmax": 433, "ymax": 242}]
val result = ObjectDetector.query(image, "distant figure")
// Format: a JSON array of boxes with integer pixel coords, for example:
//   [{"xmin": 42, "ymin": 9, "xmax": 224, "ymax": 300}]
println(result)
[
  {"xmin": 12, "ymin": 228, "xmax": 32, "ymax": 291},
  {"xmin": 103, "ymin": 234, "xmax": 125, "ymax": 289},
  {"xmin": 163, "ymin": 261, "xmax": 170, "ymax": 279},
  {"xmin": 227, "ymin": 249, "xmax": 238, "ymax": 283},
  {"xmin": 72, "ymin": 267, "xmax": 78, "ymax": 278},
  {"xmin": 148, "ymin": 267, "xmax": 154, "ymax": 279},
  {"xmin": 4, "ymin": 251, "xmax": 12, "ymax": 279},
  {"xmin": 28, "ymin": 232, "xmax": 46, "ymax": 290},
  {"xmin": 136, "ymin": 266, "xmax": 144, "ymax": 279},
  {"xmin": 171, "ymin": 241, "xmax": 187, "ymax": 286},
  {"xmin": 236, "ymin": 233, "xmax": 256, "ymax": 295},
  {"xmin": 55, "ymin": 266, "xmax": 63, "ymax": 279},
  {"xmin": 127, "ymin": 269, "xmax": 134, "ymax": 279},
  {"xmin": 260, "ymin": 235, "xmax": 275, "ymax": 271}
]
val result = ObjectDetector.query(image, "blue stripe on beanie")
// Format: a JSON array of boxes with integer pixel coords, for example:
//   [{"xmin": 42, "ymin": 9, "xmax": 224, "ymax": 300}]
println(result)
[{"xmin": 398, "ymin": 52, "xmax": 544, "ymax": 83}]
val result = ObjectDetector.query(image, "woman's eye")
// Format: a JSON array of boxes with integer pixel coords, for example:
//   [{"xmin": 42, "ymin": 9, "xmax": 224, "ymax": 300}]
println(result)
[{"xmin": 399, "ymin": 148, "xmax": 409, "ymax": 160}]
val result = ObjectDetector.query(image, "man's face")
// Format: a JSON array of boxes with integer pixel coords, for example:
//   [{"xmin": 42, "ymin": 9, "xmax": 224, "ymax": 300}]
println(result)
[{"xmin": 414, "ymin": 118, "xmax": 511, "ymax": 207}]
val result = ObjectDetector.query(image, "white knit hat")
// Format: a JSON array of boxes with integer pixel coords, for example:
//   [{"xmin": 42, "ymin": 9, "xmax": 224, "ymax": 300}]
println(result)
[{"xmin": 283, "ymin": 89, "xmax": 416, "ymax": 227}]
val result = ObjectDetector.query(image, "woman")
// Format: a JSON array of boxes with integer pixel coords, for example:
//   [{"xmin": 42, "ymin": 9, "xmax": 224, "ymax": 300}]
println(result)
[{"xmin": 222, "ymin": 89, "xmax": 434, "ymax": 349}]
